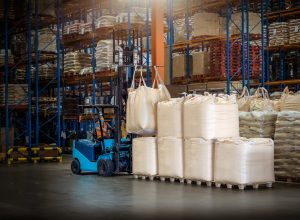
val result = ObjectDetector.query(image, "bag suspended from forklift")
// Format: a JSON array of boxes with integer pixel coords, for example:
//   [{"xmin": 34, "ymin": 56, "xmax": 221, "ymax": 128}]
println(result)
[{"xmin": 126, "ymin": 66, "xmax": 171, "ymax": 136}]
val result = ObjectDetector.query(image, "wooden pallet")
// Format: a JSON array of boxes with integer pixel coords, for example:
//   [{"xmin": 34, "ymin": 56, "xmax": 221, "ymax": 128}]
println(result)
[
  {"xmin": 133, "ymin": 174, "xmax": 156, "ymax": 181},
  {"xmin": 214, "ymin": 182, "xmax": 273, "ymax": 190},
  {"xmin": 185, "ymin": 179, "xmax": 212, "ymax": 187},
  {"xmin": 275, "ymin": 176, "xmax": 300, "ymax": 183}
]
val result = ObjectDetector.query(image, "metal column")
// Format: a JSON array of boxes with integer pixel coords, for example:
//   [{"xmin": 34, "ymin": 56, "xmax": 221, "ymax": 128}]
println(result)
[
  {"xmin": 226, "ymin": 8, "xmax": 231, "ymax": 94},
  {"xmin": 266, "ymin": 0, "xmax": 270, "ymax": 91},
  {"xmin": 4, "ymin": 0, "xmax": 9, "ymax": 156},
  {"xmin": 127, "ymin": 0, "xmax": 132, "ymax": 80},
  {"xmin": 35, "ymin": 0, "xmax": 39, "ymax": 146},
  {"xmin": 27, "ymin": 0, "xmax": 32, "ymax": 148},
  {"xmin": 241, "ymin": 0, "xmax": 245, "ymax": 88},
  {"xmin": 168, "ymin": 0, "xmax": 174, "ymax": 84},
  {"xmin": 91, "ymin": 0, "xmax": 96, "ymax": 106},
  {"xmin": 261, "ymin": 0, "xmax": 265, "ymax": 87},
  {"xmin": 56, "ymin": 0, "xmax": 61, "ymax": 147},
  {"xmin": 185, "ymin": 0, "xmax": 190, "ymax": 80},
  {"xmin": 146, "ymin": 0, "xmax": 150, "ymax": 86},
  {"xmin": 246, "ymin": 0, "xmax": 250, "ymax": 90}
]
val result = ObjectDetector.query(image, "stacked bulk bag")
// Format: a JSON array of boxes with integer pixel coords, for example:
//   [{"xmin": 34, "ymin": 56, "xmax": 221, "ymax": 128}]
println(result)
[
  {"xmin": 239, "ymin": 111, "xmax": 278, "ymax": 138},
  {"xmin": 132, "ymin": 137, "xmax": 157, "ymax": 176},
  {"xmin": 184, "ymin": 138, "xmax": 214, "ymax": 182},
  {"xmin": 157, "ymin": 98, "xmax": 184, "ymax": 138},
  {"xmin": 280, "ymin": 87, "xmax": 300, "ymax": 111},
  {"xmin": 157, "ymin": 98, "xmax": 184, "ymax": 178},
  {"xmin": 157, "ymin": 137, "xmax": 184, "ymax": 178},
  {"xmin": 237, "ymin": 86, "xmax": 251, "ymax": 112},
  {"xmin": 126, "ymin": 67, "xmax": 170, "ymax": 136},
  {"xmin": 274, "ymin": 111, "xmax": 300, "ymax": 178},
  {"xmin": 249, "ymin": 87, "xmax": 274, "ymax": 112},
  {"xmin": 183, "ymin": 93, "xmax": 239, "ymax": 139},
  {"xmin": 239, "ymin": 87, "xmax": 278, "ymax": 139},
  {"xmin": 214, "ymin": 138, "xmax": 275, "ymax": 185}
]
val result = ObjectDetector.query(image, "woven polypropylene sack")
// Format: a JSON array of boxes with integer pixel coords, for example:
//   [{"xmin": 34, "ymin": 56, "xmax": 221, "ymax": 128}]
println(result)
[
  {"xmin": 132, "ymin": 137, "xmax": 157, "ymax": 176},
  {"xmin": 280, "ymin": 87, "xmax": 300, "ymax": 111},
  {"xmin": 126, "ymin": 67, "xmax": 170, "ymax": 136},
  {"xmin": 214, "ymin": 138, "xmax": 275, "ymax": 184},
  {"xmin": 184, "ymin": 138, "xmax": 214, "ymax": 181},
  {"xmin": 157, "ymin": 98, "xmax": 184, "ymax": 138},
  {"xmin": 237, "ymin": 86, "xmax": 251, "ymax": 112},
  {"xmin": 249, "ymin": 87, "xmax": 274, "ymax": 111},
  {"xmin": 157, "ymin": 137, "xmax": 183, "ymax": 178},
  {"xmin": 183, "ymin": 94, "xmax": 239, "ymax": 139}
]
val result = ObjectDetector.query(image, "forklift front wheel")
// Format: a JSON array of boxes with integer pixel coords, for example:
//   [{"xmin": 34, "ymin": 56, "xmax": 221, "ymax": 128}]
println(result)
[
  {"xmin": 98, "ymin": 159, "xmax": 114, "ymax": 177},
  {"xmin": 71, "ymin": 159, "xmax": 81, "ymax": 175}
]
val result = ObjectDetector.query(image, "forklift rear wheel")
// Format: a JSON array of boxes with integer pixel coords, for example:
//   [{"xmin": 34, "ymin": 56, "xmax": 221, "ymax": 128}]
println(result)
[
  {"xmin": 71, "ymin": 159, "xmax": 81, "ymax": 175},
  {"xmin": 98, "ymin": 159, "xmax": 114, "ymax": 177}
]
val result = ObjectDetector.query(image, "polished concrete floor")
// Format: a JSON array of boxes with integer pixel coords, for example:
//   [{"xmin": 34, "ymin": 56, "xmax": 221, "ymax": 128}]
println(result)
[{"xmin": 0, "ymin": 155, "xmax": 300, "ymax": 220}]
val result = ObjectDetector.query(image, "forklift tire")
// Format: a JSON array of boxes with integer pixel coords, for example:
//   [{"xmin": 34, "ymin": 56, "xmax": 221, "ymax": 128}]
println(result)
[
  {"xmin": 98, "ymin": 159, "xmax": 114, "ymax": 177},
  {"xmin": 71, "ymin": 159, "xmax": 81, "ymax": 175}
]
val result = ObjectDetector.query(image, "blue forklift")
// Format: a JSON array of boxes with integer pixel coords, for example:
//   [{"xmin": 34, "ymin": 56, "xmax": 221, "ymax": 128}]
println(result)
[{"xmin": 71, "ymin": 67, "xmax": 133, "ymax": 176}]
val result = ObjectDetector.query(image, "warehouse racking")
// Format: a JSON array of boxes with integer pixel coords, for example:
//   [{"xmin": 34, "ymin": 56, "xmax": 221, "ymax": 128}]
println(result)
[
  {"xmin": 1, "ymin": 0, "xmax": 300, "ymax": 160},
  {"xmin": 166, "ymin": 0, "xmax": 300, "ymax": 93}
]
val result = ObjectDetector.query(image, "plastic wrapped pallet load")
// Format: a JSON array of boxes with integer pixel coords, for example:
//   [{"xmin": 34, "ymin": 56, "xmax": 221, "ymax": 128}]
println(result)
[
  {"xmin": 132, "ymin": 137, "xmax": 157, "ymax": 176},
  {"xmin": 214, "ymin": 138, "xmax": 275, "ymax": 188},
  {"xmin": 157, "ymin": 98, "xmax": 184, "ymax": 138},
  {"xmin": 157, "ymin": 137, "xmax": 183, "ymax": 178},
  {"xmin": 126, "ymin": 67, "xmax": 170, "ymax": 136},
  {"xmin": 184, "ymin": 138, "xmax": 214, "ymax": 183},
  {"xmin": 183, "ymin": 93, "xmax": 239, "ymax": 139},
  {"xmin": 274, "ymin": 111, "xmax": 300, "ymax": 178}
]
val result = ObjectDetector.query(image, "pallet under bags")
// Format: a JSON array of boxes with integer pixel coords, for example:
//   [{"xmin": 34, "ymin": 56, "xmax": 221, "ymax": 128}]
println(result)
[
  {"xmin": 157, "ymin": 98, "xmax": 184, "ymax": 138},
  {"xmin": 126, "ymin": 66, "xmax": 171, "ymax": 136},
  {"xmin": 183, "ymin": 93, "xmax": 239, "ymax": 139},
  {"xmin": 214, "ymin": 138, "xmax": 275, "ymax": 188},
  {"xmin": 132, "ymin": 137, "xmax": 157, "ymax": 176},
  {"xmin": 157, "ymin": 137, "xmax": 184, "ymax": 178},
  {"xmin": 184, "ymin": 138, "xmax": 214, "ymax": 183}
]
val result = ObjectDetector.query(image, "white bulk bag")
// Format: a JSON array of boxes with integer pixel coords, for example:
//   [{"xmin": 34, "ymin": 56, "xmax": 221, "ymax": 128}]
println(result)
[
  {"xmin": 126, "ymin": 67, "xmax": 170, "ymax": 136},
  {"xmin": 184, "ymin": 138, "xmax": 214, "ymax": 181},
  {"xmin": 280, "ymin": 87, "xmax": 300, "ymax": 111},
  {"xmin": 157, "ymin": 137, "xmax": 183, "ymax": 178},
  {"xmin": 157, "ymin": 98, "xmax": 184, "ymax": 138},
  {"xmin": 132, "ymin": 137, "xmax": 157, "ymax": 176},
  {"xmin": 183, "ymin": 93, "xmax": 239, "ymax": 139},
  {"xmin": 214, "ymin": 138, "xmax": 275, "ymax": 184},
  {"xmin": 249, "ymin": 87, "xmax": 274, "ymax": 111},
  {"xmin": 237, "ymin": 86, "xmax": 251, "ymax": 112}
]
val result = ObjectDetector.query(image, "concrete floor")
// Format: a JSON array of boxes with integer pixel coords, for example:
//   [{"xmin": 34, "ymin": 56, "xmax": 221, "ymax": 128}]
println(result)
[{"xmin": 0, "ymin": 156, "xmax": 300, "ymax": 220}]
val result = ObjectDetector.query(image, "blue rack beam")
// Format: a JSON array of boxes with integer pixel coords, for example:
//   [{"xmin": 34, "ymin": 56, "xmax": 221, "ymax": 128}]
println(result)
[
  {"xmin": 241, "ymin": 0, "xmax": 245, "ymax": 88},
  {"xmin": 168, "ymin": 0, "xmax": 174, "ymax": 84},
  {"xmin": 146, "ymin": 0, "xmax": 150, "ymax": 86},
  {"xmin": 226, "ymin": 7, "xmax": 231, "ymax": 94},
  {"xmin": 266, "ymin": 0, "xmax": 270, "ymax": 91},
  {"xmin": 261, "ymin": 0, "xmax": 265, "ymax": 87},
  {"xmin": 27, "ymin": 0, "xmax": 32, "ymax": 148},
  {"xmin": 35, "ymin": 0, "xmax": 39, "ymax": 146},
  {"xmin": 185, "ymin": 0, "xmax": 190, "ymax": 80},
  {"xmin": 56, "ymin": 0, "xmax": 61, "ymax": 147},
  {"xmin": 4, "ymin": 0, "xmax": 9, "ymax": 157},
  {"xmin": 246, "ymin": 0, "xmax": 250, "ymax": 90},
  {"xmin": 92, "ymin": 0, "xmax": 96, "ymax": 107}
]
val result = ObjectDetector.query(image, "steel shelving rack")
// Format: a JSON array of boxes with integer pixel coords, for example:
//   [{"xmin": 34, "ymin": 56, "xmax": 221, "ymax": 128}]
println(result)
[
  {"xmin": 166, "ymin": 0, "xmax": 300, "ymax": 93},
  {"xmin": 1, "ymin": 0, "xmax": 63, "ymax": 160}
]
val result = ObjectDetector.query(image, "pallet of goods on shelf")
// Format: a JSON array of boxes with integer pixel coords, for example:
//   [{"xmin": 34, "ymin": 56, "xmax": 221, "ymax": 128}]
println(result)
[
  {"xmin": 191, "ymin": 12, "xmax": 224, "ymax": 37},
  {"xmin": 0, "ymin": 49, "xmax": 14, "ymax": 67},
  {"xmin": 269, "ymin": 22, "xmax": 289, "ymax": 46},
  {"xmin": 173, "ymin": 17, "xmax": 192, "ymax": 43},
  {"xmin": 63, "ymin": 20, "xmax": 80, "ymax": 36},
  {"xmin": 288, "ymin": 19, "xmax": 300, "ymax": 44},
  {"xmin": 191, "ymin": 50, "xmax": 210, "ymax": 80},
  {"xmin": 0, "ymin": 0, "xmax": 15, "ymax": 20},
  {"xmin": 0, "ymin": 84, "xmax": 28, "ymax": 105},
  {"xmin": 96, "ymin": 15, "xmax": 116, "ymax": 29},
  {"xmin": 96, "ymin": 39, "xmax": 113, "ymax": 71},
  {"xmin": 64, "ymin": 51, "xmax": 92, "ymax": 76},
  {"xmin": 230, "ymin": 12, "xmax": 261, "ymax": 35},
  {"xmin": 38, "ymin": 28, "xmax": 57, "ymax": 53},
  {"xmin": 172, "ymin": 53, "xmax": 192, "ymax": 83},
  {"xmin": 79, "ymin": 22, "xmax": 92, "ymax": 35}
]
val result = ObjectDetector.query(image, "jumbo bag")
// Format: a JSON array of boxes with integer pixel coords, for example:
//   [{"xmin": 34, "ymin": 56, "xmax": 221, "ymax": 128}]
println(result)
[{"xmin": 126, "ymin": 66, "xmax": 170, "ymax": 136}]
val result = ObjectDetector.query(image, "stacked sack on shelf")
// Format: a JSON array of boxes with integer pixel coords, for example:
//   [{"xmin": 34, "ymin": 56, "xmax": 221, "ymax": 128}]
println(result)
[
  {"xmin": 0, "ymin": 84, "xmax": 28, "ymax": 105},
  {"xmin": 238, "ymin": 87, "xmax": 278, "ymax": 139},
  {"xmin": 0, "ymin": 49, "xmax": 14, "ymax": 67},
  {"xmin": 38, "ymin": 28, "xmax": 56, "ymax": 53},
  {"xmin": 96, "ymin": 16, "xmax": 116, "ymax": 29},
  {"xmin": 130, "ymin": 67, "xmax": 171, "ymax": 177},
  {"xmin": 63, "ymin": 20, "xmax": 80, "ymax": 35},
  {"xmin": 274, "ymin": 87, "xmax": 300, "ymax": 179},
  {"xmin": 95, "ymin": 40, "xmax": 113, "ymax": 71},
  {"xmin": 288, "ymin": 19, "xmax": 300, "ymax": 44},
  {"xmin": 64, "ymin": 52, "xmax": 92, "ymax": 75},
  {"xmin": 269, "ymin": 22, "xmax": 289, "ymax": 46}
]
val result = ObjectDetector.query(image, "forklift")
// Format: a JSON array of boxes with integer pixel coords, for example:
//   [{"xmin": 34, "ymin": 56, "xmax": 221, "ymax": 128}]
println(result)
[{"xmin": 71, "ymin": 31, "xmax": 143, "ymax": 176}]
